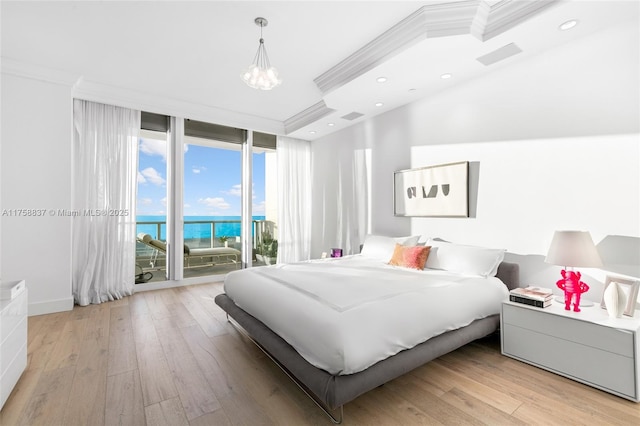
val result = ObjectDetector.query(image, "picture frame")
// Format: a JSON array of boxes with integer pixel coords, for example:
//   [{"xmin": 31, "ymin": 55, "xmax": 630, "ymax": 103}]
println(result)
[
  {"xmin": 393, "ymin": 161, "xmax": 468, "ymax": 217},
  {"xmin": 600, "ymin": 276, "xmax": 640, "ymax": 317}
]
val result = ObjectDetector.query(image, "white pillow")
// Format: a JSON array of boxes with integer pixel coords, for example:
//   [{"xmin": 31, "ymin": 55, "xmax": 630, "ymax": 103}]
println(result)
[
  {"xmin": 361, "ymin": 234, "xmax": 420, "ymax": 261},
  {"xmin": 424, "ymin": 239, "xmax": 505, "ymax": 277}
]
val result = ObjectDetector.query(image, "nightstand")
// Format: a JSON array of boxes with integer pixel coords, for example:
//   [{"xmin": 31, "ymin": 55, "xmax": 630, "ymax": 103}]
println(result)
[{"xmin": 501, "ymin": 299, "xmax": 640, "ymax": 402}]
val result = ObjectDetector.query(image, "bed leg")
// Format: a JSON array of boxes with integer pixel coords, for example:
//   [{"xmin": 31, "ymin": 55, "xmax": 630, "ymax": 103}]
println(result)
[{"xmin": 326, "ymin": 405, "xmax": 343, "ymax": 424}]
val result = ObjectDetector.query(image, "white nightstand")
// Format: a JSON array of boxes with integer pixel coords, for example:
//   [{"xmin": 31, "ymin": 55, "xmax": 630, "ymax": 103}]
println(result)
[
  {"xmin": 501, "ymin": 299, "xmax": 640, "ymax": 402},
  {"xmin": 0, "ymin": 281, "xmax": 28, "ymax": 410}
]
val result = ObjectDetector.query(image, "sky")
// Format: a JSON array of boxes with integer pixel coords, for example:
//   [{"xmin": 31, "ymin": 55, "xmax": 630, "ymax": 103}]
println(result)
[{"xmin": 136, "ymin": 137, "xmax": 266, "ymax": 217}]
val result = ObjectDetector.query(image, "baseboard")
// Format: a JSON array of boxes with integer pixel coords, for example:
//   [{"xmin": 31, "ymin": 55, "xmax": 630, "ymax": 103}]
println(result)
[{"xmin": 28, "ymin": 296, "xmax": 74, "ymax": 316}]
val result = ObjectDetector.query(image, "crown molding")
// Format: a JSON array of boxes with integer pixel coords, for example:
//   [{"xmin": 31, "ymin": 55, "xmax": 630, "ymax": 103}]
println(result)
[
  {"xmin": 1, "ymin": 58, "xmax": 283, "ymax": 134},
  {"xmin": 314, "ymin": 1, "xmax": 479, "ymax": 95},
  {"xmin": 284, "ymin": 100, "xmax": 335, "ymax": 134},
  {"xmin": 473, "ymin": 0, "xmax": 560, "ymax": 41},
  {"xmin": 312, "ymin": 0, "xmax": 558, "ymax": 96},
  {"xmin": 72, "ymin": 79, "xmax": 284, "ymax": 135},
  {"xmin": 1, "ymin": 57, "xmax": 80, "ymax": 87}
]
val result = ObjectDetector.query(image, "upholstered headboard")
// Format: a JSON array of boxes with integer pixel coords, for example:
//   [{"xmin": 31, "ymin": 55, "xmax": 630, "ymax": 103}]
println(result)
[{"xmin": 496, "ymin": 261, "xmax": 520, "ymax": 290}]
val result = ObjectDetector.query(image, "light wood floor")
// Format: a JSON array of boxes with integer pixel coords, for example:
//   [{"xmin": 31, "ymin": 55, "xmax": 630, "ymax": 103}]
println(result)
[{"xmin": 1, "ymin": 282, "xmax": 639, "ymax": 425}]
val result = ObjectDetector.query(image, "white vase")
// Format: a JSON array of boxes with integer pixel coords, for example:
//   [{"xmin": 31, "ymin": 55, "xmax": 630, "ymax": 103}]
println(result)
[{"xmin": 603, "ymin": 282, "xmax": 627, "ymax": 318}]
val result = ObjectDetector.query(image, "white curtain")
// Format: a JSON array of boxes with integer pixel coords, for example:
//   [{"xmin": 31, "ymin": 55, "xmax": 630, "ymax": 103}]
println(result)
[
  {"xmin": 276, "ymin": 136, "xmax": 312, "ymax": 263},
  {"xmin": 72, "ymin": 100, "xmax": 140, "ymax": 306}
]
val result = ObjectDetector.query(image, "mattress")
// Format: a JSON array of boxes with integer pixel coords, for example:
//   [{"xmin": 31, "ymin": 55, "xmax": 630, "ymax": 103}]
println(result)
[{"xmin": 224, "ymin": 255, "xmax": 509, "ymax": 375}]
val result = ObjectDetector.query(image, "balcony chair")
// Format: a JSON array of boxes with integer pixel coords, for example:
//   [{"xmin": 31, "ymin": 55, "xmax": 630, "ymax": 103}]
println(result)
[{"xmin": 136, "ymin": 233, "xmax": 241, "ymax": 269}]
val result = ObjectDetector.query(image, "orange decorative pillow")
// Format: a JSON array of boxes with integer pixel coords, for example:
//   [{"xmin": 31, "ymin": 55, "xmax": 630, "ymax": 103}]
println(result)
[{"xmin": 388, "ymin": 244, "xmax": 431, "ymax": 270}]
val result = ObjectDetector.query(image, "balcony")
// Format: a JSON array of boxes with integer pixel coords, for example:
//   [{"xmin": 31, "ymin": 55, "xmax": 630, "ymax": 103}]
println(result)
[{"xmin": 135, "ymin": 219, "xmax": 277, "ymax": 282}]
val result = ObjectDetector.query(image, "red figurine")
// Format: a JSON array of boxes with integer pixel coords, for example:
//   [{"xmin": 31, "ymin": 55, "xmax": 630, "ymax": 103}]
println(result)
[{"xmin": 556, "ymin": 269, "xmax": 589, "ymax": 312}]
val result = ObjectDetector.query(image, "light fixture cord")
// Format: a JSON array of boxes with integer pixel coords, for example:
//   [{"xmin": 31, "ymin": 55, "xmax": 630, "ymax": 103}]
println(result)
[{"xmin": 252, "ymin": 20, "xmax": 271, "ymax": 69}]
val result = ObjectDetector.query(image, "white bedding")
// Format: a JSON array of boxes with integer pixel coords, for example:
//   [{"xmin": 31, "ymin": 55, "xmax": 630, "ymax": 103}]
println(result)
[{"xmin": 224, "ymin": 255, "xmax": 509, "ymax": 375}]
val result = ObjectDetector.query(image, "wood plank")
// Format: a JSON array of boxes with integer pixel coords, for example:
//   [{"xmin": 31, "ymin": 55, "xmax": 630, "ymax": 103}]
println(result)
[
  {"xmin": 105, "ymin": 369, "xmax": 145, "ymax": 426},
  {"xmin": 439, "ymin": 339, "xmax": 634, "ymax": 425},
  {"xmin": 107, "ymin": 305, "xmax": 138, "ymax": 376},
  {"xmin": 178, "ymin": 324, "xmax": 275, "ymax": 425},
  {"xmin": 188, "ymin": 408, "xmax": 232, "ymax": 426},
  {"xmin": 158, "ymin": 324, "xmax": 221, "ymax": 420},
  {"xmin": 62, "ymin": 328, "xmax": 109, "ymax": 426},
  {"xmin": 153, "ymin": 301, "xmax": 198, "ymax": 331},
  {"xmin": 144, "ymin": 396, "xmax": 189, "ymax": 426},
  {"xmin": 383, "ymin": 374, "xmax": 483, "ymax": 425},
  {"xmin": 0, "ymin": 368, "xmax": 43, "ymax": 426},
  {"xmin": 129, "ymin": 291, "xmax": 151, "ymax": 318},
  {"xmin": 347, "ymin": 383, "xmax": 441, "ymax": 425},
  {"xmin": 131, "ymin": 312, "xmax": 178, "ymax": 406},
  {"xmin": 82, "ymin": 301, "xmax": 111, "ymax": 344},
  {"xmin": 43, "ymin": 317, "xmax": 88, "ymax": 372},
  {"xmin": 17, "ymin": 366, "xmax": 75, "ymax": 426},
  {"xmin": 173, "ymin": 286, "xmax": 228, "ymax": 337},
  {"xmin": 212, "ymin": 332, "xmax": 314, "ymax": 424},
  {"xmin": 25, "ymin": 311, "xmax": 70, "ymax": 371},
  {"xmin": 144, "ymin": 290, "xmax": 173, "ymax": 321},
  {"xmin": 422, "ymin": 359, "xmax": 523, "ymax": 414},
  {"xmin": 440, "ymin": 387, "xmax": 527, "ymax": 425}
]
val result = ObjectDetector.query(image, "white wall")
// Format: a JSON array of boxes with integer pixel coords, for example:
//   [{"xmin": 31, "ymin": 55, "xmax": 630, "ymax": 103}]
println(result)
[
  {"xmin": 310, "ymin": 20, "xmax": 640, "ymax": 296},
  {"xmin": 1, "ymin": 73, "xmax": 74, "ymax": 315}
]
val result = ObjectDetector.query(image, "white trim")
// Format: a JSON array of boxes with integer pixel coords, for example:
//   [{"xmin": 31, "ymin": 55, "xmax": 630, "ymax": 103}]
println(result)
[
  {"xmin": 313, "ymin": 0, "xmax": 559, "ymax": 94},
  {"xmin": 241, "ymin": 132, "xmax": 254, "ymax": 269},
  {"xmin": 72, "ymin": 79, "xmax": 285, "ymax": 135},
  {"xmin": 476, "ymin": 0, "xmax": 560, "ymax": 41},
  {"xmin": 284, "ymin": 101, "xmax": 335, "ymax": 134},
  {"xmin": 133, "ymin": 275, "xmax": 225, "ymax": 293},
  {"xmin": 1, "ymin": 57, "xmax": 80, "ymax": 87},
  {"xmin": 28, "ymin": 296, "xmax": 74, "ymax": 317},
  {"xmin": 168, "ymin": 117, "xmax": 185, "ymax": 281}
]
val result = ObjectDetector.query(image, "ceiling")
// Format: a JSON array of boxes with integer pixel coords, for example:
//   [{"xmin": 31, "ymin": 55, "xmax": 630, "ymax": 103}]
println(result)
[{"xmin": 2, "ymin": 1, "xmax": 638, "ymax": 141}]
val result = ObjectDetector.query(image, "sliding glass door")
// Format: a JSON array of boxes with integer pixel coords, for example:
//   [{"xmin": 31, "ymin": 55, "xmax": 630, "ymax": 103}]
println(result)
[
  {"xmin": 182, "ymin": 138, "xmax": 243, "ymax": 278},
  {"xmin": 135, "ymin": 129, "xmax": 169, "ymax": 283},
  {"xmin": 134, "ymin": 112, "xmax": 278, "ymax": 284}
]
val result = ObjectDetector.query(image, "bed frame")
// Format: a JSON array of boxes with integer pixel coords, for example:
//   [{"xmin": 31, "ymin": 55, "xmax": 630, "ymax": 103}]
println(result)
[{"xmin": 214, "ymin": 261, "xmax": 520, "ymax": 423}]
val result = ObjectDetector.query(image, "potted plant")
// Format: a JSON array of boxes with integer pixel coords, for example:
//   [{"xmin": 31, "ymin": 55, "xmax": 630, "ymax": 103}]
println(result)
[
  {"xmin": 256, "ymin": 231, "xmax": 277, "ymax": 265},
  {"xmin": 218, "ymin": 235, "xmax": 229, "ymax": 248}
]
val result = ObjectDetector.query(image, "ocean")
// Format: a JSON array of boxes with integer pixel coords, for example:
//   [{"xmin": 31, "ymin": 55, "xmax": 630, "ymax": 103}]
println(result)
[{"xmin": 136, "ymin": 215, "xmax": 266, "ymax": 240}]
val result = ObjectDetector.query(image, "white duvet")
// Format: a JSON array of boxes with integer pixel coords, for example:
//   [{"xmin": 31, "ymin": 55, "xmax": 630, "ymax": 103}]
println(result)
[{"xmin": 224, "ymin": 255, "xmax": 509, "ymax": 375}]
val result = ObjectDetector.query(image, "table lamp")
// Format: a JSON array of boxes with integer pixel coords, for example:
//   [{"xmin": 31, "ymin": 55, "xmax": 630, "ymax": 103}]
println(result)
[{"xmin": 545, "ymin": 230, "xmax": 603, "ymax": 312}]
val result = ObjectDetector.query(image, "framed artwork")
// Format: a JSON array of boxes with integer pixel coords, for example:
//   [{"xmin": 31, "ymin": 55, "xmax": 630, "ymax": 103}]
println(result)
[
  {"xmin": 394, "ymin": 161, "xmax": 468, "ymax": 217},
  {"xmin": 600, "ymin": 275, "xmax": 640, "ymax": 317}
]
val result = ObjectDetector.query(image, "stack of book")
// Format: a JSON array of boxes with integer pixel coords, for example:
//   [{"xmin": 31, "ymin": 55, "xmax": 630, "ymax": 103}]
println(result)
[{"xmin": 509, "ymin": 286, "xmax": 554, "ymax": 308}]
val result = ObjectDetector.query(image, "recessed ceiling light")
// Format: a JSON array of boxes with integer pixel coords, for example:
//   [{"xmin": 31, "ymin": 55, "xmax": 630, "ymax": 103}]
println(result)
[
  {"xmin": 559, "ymin": 20, "xmax": 578, "ymax": 31},
  {"xmin": 375, "ymin": 102, "xmax": 384, "ymax": 107},
  {"xmin": 327, "ymin": 123, "xmax": 335, "ymax": 127},
  {"xmin": 309, "ymin": 130, "xmax": 316, "ymax": 134},
  {"xmin": 376, "ymin": 77, "xmax": 387, "ymax": 83},
  {"xmin": 440, "ymin": 73, "xmax": 452, "ymax": 79}
]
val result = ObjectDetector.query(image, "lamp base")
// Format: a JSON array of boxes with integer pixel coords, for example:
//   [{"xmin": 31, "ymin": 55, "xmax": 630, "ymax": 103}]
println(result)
[{"xmin": 554, "ymin": 296, "xmax": 594, "ymax": 307}]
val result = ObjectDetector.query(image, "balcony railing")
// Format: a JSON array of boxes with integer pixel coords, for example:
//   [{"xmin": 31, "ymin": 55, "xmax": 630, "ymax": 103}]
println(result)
[{"xmin": 136, "ymin": 219, "xmax": 277, "ymax": 271}]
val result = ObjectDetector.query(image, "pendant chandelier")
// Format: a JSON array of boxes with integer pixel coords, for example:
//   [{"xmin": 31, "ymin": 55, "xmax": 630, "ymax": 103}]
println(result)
[{"xmin": 240, "ymin": 17, "xmax": 282, "ymax": 90}]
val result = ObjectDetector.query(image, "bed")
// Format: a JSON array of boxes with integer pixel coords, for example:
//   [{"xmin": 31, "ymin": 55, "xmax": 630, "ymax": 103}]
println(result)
[{"xmin": 215, "ymin": 236, "xmax": 519, "ymax": 423}]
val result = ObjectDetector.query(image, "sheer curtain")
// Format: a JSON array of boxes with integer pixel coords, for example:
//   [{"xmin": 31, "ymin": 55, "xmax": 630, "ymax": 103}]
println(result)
[
  {"xmin": 276, "ymin": 136, "xmax": 312, "ymax": 263},
  {"xmin": 72, "ymin": 100, "xmax": 140, "ymax": 306}
]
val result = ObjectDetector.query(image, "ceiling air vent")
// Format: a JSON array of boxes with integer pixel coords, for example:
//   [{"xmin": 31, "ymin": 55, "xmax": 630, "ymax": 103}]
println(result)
[
  {"xmin": 476, "ymin": 43, "xmax": 522, "ymax": 66},
  {"xmin": 341, "ymin": 112, "xmax": 365, "ymax": 121}
]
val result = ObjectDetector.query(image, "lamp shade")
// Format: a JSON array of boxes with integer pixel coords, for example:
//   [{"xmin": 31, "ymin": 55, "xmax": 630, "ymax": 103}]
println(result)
[{"xmin": 545, "ymin": 230, "xmax": 603, "ymax": 268}]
